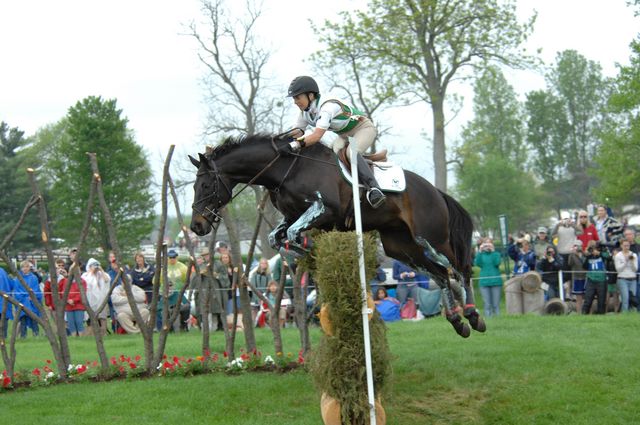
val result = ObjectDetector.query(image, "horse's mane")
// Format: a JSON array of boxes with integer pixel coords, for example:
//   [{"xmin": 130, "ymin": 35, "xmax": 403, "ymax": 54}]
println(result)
[{"xmin": 207, "ymin": 133, "xmax": 273, "ymax": 159}]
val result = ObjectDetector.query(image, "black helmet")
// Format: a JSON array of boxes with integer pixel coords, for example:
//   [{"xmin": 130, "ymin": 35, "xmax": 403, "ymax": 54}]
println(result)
[{"xmin": 287, "ymin": 76, "xmax": 319, "ymax": 97}]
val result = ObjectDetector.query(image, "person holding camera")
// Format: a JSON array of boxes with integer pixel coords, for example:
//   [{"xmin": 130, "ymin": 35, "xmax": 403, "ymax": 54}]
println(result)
[
  {"xmin": 582, "ymin": 242, "xmax": 610, "ymax": 314},
  {"xmin": 474, "ymin": 238, "xmax": 503, "ymax": 317},
  {"xmin": 551, "ymin": 212, "xmax": 582, "ymax": 270},
  {"xmin": 508, "ymin": 236, "xmax": 536, "ymax": 275},
  {"xmin": 614, "ymin": 240, "xmax": 638, "ymax": 312},
  {"xmin": 568, "ymin": 242, "xmax": 587, "ymax": 313},
  {"xmin": 536, "ymin": 246, "xmax": 564, "ymax": 299},
  {"xmin": 533, "ymin": 227, "xmax": 553, "ymax": 261}
]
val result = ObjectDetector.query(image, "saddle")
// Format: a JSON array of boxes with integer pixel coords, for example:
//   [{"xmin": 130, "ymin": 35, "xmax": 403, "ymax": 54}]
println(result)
[{"xmin": 337, "ymin": 146, "xmax": 388, "ymax": 173}]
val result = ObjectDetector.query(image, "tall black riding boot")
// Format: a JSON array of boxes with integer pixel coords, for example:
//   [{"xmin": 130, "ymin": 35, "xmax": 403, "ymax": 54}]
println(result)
[{"xmin": 355, "ymin": 153, "xmax": 386, "ymax": 208}]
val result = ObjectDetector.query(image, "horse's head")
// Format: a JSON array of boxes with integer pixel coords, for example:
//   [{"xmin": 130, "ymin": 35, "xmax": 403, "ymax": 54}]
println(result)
[{"xmin": 189, "ymin": 152, "xmax": 233, "ymax": 236}]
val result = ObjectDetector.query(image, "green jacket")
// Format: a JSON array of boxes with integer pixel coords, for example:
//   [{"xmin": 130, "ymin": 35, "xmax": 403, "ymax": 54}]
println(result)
[{"xmin": 473, "ymin": 251, "xmax": 503, "ymax": 287}]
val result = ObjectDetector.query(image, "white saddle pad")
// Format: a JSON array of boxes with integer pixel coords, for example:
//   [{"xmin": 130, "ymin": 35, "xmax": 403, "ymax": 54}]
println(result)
[{"xmin": 338, "ymin": 160, "xmax": 406, "ymax": 192}]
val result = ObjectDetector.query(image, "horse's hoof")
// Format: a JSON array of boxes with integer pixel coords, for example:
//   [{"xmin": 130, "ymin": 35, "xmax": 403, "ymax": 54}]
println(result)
[
  {"xmin": 464, "ymin": 306, "xmax": 487, "ymax": 333},
  {"xmin": 447, "ymin": 313, "xmax": 470, "ymax": 338}
]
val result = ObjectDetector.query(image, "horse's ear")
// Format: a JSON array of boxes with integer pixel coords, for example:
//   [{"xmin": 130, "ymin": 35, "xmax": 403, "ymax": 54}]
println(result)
[
  {"xmin": 198, "ymin": 152, "xmax": 207, "ymax": 166},
  {"xmin": 188, "ymin": 155, "xmax": 200, "ymax": 168}
]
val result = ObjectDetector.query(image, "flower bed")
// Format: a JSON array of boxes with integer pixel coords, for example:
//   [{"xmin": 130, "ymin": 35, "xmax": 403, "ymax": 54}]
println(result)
[{"xmin": 1, "ymin": 349, "xmax": 305, "ymax": 392}]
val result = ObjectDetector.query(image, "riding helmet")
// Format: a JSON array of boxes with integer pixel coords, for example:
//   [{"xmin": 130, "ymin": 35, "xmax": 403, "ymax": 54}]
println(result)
[{"xmin": 287, "ymin": 76, "xmax": 319, "ymax": 97}]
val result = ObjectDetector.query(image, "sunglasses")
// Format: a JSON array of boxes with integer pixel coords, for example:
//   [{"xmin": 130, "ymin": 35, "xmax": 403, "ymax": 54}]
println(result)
[{"xmin": 579, "ymin": 216, "xmax": 588, "ymax": 218}]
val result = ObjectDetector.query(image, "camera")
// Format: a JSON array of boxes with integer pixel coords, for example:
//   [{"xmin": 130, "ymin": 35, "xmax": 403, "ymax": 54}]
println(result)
[{"xmin": 587, "ymin": 247, "xmax": 593, "ymax": 254}]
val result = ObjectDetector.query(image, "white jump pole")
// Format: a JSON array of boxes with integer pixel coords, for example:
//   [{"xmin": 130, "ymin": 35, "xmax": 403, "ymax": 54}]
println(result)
[{"xmin": 349, "ymin": 142, "xmax": 377, "ymax": 425}]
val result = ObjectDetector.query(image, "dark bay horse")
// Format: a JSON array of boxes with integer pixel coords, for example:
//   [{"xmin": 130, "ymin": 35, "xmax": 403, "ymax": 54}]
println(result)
[{"xmin": 190, "ymin": 134, "xmax": 485, "ymax": 337}]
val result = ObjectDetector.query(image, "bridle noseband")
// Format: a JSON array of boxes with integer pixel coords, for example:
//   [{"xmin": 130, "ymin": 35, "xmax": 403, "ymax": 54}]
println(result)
[{"xmin": 192, "ymin": 158, "xmax": 232, "ymax": 226}]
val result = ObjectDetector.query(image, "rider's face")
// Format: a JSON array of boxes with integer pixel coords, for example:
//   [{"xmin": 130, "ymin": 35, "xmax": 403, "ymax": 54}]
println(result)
[{"xmin": 293, "ymin": 93, "xmax": 311, "ymax": 111}]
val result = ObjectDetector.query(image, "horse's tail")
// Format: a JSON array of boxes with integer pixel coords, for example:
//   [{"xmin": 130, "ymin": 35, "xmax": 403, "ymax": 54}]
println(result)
[{"xmin": 438, "ymin": 189, "xmax": 474, "ymax": 277}]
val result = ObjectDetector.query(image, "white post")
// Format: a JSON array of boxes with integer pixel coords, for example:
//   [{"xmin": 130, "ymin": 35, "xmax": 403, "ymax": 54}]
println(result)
[
  {"xmin": 350, "ymin": 143, "xmax": 377, "ymax": 425},
  {"xmin": 558, "ymin": 270, "xmax": 565, "ymax": 301}
]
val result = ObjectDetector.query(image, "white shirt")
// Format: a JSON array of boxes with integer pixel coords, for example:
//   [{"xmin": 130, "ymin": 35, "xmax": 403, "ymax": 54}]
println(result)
[{"xmin": 614, "ymin": 251, "xmax": 638, "ymax": 279}]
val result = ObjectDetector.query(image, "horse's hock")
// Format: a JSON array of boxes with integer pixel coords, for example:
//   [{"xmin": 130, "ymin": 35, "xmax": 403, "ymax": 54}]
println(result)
[{"xmin": 308, "ymin": 231, "xmax": 391, "ymax": 425}]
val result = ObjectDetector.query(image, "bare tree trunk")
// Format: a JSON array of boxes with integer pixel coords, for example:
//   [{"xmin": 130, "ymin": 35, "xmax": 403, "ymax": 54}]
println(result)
[
  {"xmin": 432, "ymin": 98, "xmax": 447, "ymax": 192},
  {"xmin": 253, "ymin": 187, "xmax": 277, "ymax": 259},
  {"xmin": 292, "ymin": 267, "xmax": 310, "ymax": 356},
  {"xmin": 0, "ymin": 306, "xmax": 21, "ymax": 381}
]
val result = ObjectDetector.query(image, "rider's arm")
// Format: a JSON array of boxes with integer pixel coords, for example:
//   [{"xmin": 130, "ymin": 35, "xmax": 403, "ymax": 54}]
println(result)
[{"xmin": 298, "ymin": 127, "xmax": 327, "ymax": 146}]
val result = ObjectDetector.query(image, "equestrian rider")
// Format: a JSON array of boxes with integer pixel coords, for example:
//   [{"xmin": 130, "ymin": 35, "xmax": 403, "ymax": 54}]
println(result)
[{"xmin": 279, "ymin": 75, "xmax": 386, "ymax": 209}]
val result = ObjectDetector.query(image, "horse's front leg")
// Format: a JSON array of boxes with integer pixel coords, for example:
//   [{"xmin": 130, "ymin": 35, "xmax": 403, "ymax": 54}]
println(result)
[
  {"xmin": 285, "ymin": 191, "xmax": 327, "ymax": 246},
  {"xmin": 268, "ymin": 218, "xmax": 289, "ymax": 250}
]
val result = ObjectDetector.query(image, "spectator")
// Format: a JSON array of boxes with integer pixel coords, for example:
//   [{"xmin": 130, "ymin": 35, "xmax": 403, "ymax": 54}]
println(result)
[
  {"xmin": 65, "ymin": 247, "xmax": 85, "ymax": 273},
  {"xmin": 533, "ymin": 227, "xmax": 553, "ymax": 261},
  {"xmin": 536, "ymin": 246, "xmax": 563, "ymax": 299},
  {"xmin": 614, "ymin": 240, "xmax": 638, "ymax": 312},
  {"xmin": 251, "ymin": 257, "xmax": 272, "ymax": 299},
  {"xmin": 264, "ymin": 280, "xmax": 289, "ymax": 328},
  {"xmin": 551, "ymin": 212, "xmax": 581, "ymax": 269},
  {"xmin": 0, "ymin": 267, "xmax": 14, "ymax": 338},
  {"xmin": 110, "ymin": 283, "xmax": 149, "ymax": 334},
  {"xmin": 567, "ymin": 242, "xmax": 587, "ymax": 313},
  {"xmin": 369, "ymin": 265, "xmax": 387, "ymax": 297},
  {"xmin": 374, "ymin": 287, "xmax": 401, "ymax": 322},
  {"xmin": 58, "ymin": 267, "xmax": 87, "ymax": 337},
  {"xmin": 15, "ymin": 260, "xmax": 41, "ymax": 338},
  {"xmin": 593, "ymin": 205, "xmax": 623, "ymax": 249},
  {"xmin": 130, "ymin": 252, "xmax": 155, "ymax": 304},
  {"xmin": 582, "ymin": 242, "xmax": 609, "ymax": 315},
  {"xmin": 215, "ymin": 241, "xmax": 229, "ymax": 257},
  {"xmin": 43, "ymin": 259, "xmax": 67, "ymax": 313},
  {"xmin": 273, "ymin": 256, "xmax": 294, "ymax": 297},
  {"xmin": 621, "ymin": 228, "xmax": 640, "ymax": 303},
  {"xmin": 474, "ymin": 238, "xmax": 503, "ymax": 317},
  {"xmin": 606, "ymin": 246, "xmax": 620, "ymax": 312},
  {"xmin": 219, "ymin": 252, "xmax": 238, "ymax": 314},
  {"xmin": 392, "ymin": 260, "xmax": 418, "ymax": 306},
  {"xmin": 576, "ymin": 210, "xmax": 599, "ymax": 251},
  {"xmin": 200, "ymin": 248, "xmax": 229, "ymax": 331},
  {"xmin": 157, "ymin": 249, "xmax": 191, "ymax": 332},
  {"xmin": 508, "ymin": 237, "xmax": 536, "ymax": 275},
  {"xmin": 82, "ymin": 258, "xmax": 111, "ymax": 334},
  {"xmin": 105, "ymin": 251, "xmax": 122, "ymax": 333}
]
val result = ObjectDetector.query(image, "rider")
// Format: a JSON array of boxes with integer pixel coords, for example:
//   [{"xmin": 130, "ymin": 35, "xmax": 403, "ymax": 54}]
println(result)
[{"xmin": 279, "ymin": 75, "xmax": 386, "ymax": 209}]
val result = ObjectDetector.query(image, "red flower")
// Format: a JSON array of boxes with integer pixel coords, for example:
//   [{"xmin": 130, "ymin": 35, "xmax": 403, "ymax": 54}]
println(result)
[
  {"xmin": 44, "ymin": 366, "xmax": 52, "ymax": 373},
  {"xmin": 186, "ymin": 358, "xmax": 193, "ymax": 364},
  {"xmin": 212, "ymin": 354, "xmax": 219, "ymax": 362},
  {"xmin": 240, "ymin": 353, "xmax": 250, "ymax": 361},
  {"xmin": 77, "ymin": 365, "xmax": 87, "ymax": 374},
  {"xmin": 1, "ymin": 370, "xmax": 6, "ymax": 377},
  {"xmin": 172, "ymin": 356, "xmax": 180, "ymax": 365},
  {"xmin": 118, "ymin": 366, "xmax": 125, "ymax": 374},
  {"xmin": 2, "ymin": 376, "xmax": 10, "ymax": 388},
  {"xmin": 162, "ymin": 354, "xmax": 167, "ymax": 360},
  {"xmin": 129, "ymin": 363, "xmax": 137, "ymax": 369},
  {"xmin": 92, "ymin": 361, "xmax": 98, "ymax": 367},
  {"xmin": 204, "ymin": 349, "xmax": 211, "ymax": 357},
  {"xmin": 110, "ymin": 357, "xmax": 117, "ymax": 365},
  {"xmin": 119, "ymin": 354, "xmax": 125, "ymax": 362},
  {"xmin": 134, "ymin": 355, "xmax": 141, "ymax": 362},
  {"xmin": 223, "ymin": 351, "xmax": 228, "ymax": 358},
  {"xmin": 163, "ymin": 361, "xmax": 173, "ymax": 370},
  {"xmin": 46, "ymin": 359, "xmax": 52, "ymax": 364},
  {"xmin": 32, "ymin": 368, "xmax": 41, "ymax": 376}
]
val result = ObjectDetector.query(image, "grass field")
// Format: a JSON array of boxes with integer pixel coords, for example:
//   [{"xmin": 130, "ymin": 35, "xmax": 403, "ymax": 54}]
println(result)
[{"xmin": 1, "ymin": 313, "xmax": 639, "ymax": 425}]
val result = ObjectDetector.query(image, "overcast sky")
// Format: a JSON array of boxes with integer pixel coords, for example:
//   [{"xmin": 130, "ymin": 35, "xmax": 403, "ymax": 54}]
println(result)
[{"xmin": 1, "ymin": 0, "xmax": 638, "ymax": 190}]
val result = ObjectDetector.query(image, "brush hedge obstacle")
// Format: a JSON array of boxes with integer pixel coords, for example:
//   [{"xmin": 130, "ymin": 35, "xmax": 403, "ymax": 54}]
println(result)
[{"xmin": 306, "ymin": 231, "xmax": 392, "ymax": 425}]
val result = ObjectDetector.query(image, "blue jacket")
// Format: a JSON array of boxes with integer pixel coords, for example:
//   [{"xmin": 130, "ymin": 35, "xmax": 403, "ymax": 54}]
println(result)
[
  {"xmin": 0, "ymin": 268, "xmax": 14, "ymax": 320},
  {"xmin": 507, "ymin": 244, "xmax": 536, "ymax": 275},
  {"xmin": 14, "ymin": 271, "xmax": 42, "ymax": 318},
  {"xmin": 392, "ymin": 261, "xmax": 416, "ymax": 284}
]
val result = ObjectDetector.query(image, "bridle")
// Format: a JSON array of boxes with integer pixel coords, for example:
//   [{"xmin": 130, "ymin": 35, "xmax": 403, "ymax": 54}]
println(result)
[{"xmin": 192, "ymin": 133, "xmax": 338, "ymax": 227}]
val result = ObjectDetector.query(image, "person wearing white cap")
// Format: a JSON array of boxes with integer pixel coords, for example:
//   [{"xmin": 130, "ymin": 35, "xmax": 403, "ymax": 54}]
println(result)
[{"xmin": 82, "ymin": 258, "xmax": 112, "ymax": 334}]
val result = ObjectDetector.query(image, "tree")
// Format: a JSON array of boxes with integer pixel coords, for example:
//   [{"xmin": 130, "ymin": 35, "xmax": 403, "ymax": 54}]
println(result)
[
  {"xmin": 318, "ymin": 0, "xmax": 536, "ymax": 191},
  {"xmin": 188, "ymin": 0, "xmax": 283, "ymax": 259},
  {"xmin": 0, "ymin": 122, "xmax": 42, "ymax": 253},
  {"xmin": 33, "ymin": 96, "xmax": 155, "ymax": 254},
  {"xmin": 458, "ymin": 66, "xmax": 527, "ymax": 163},
  {"xmin": 594, "ymin": 38, "xmax": 640, "ymax": 206},
  {"xmin": 455, "ymin": 66, "xmax": 541, "ymax": 233},
  {"xmin": 525, "ymin": 50, "xmax": 610, "ymax": 210}
]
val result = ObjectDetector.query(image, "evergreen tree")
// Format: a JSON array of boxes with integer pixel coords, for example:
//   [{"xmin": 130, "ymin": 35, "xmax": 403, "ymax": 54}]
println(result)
[
  {"xmin": 41, "ymin": 96, "xmax": 156, "ymax": 255},
  {"xmin": 0, "ymin": 122, "xmax": 42, "ymax": 253}
]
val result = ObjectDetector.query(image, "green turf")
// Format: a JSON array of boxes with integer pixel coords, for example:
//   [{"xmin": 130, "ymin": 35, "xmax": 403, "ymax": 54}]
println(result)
[{"xmin": 2, "ymin": 314, "xmax": 639, "ymax": 424}]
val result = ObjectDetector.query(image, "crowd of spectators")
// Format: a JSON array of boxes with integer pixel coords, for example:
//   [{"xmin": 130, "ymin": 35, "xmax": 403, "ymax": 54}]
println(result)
[{"xmin": 480, "ymin": 205, "xmax": 640, "ymax": 316}]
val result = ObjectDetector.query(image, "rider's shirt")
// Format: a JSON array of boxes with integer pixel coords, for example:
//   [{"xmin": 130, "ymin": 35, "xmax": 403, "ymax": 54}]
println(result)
[{"xmin": 295, "ymin": 97, "xmax": 365, "ymax": 135}]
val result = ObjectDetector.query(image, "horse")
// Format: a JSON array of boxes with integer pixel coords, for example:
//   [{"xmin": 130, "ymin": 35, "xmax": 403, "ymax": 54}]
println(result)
[{"xmin": 189, "ymin": 133, "xmax": 485, "ymax": 337}]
